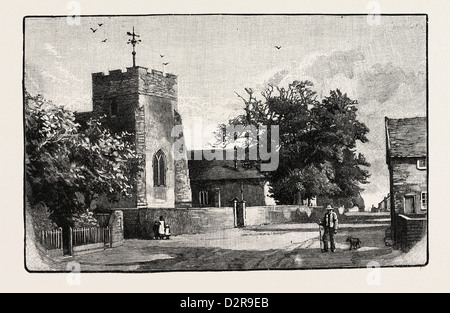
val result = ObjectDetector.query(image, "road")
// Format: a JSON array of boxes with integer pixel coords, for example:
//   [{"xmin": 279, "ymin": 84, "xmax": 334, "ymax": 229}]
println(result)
[{"xmin": 47, "ymin": 212, "xmax": 426, "ymax": 272}]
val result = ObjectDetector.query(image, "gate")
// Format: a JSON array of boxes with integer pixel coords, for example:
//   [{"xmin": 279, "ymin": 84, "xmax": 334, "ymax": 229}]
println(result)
[
  {"xmin": 233, "ymin": 199, "xmax": 246, "ymax": 227},
  {"xmin": 68, "ymin": 226, "xmax": 112, "ymax": 256}
]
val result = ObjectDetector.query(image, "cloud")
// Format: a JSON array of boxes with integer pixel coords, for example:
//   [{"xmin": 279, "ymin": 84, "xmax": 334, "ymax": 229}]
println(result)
[
  {"xmin": 245, "ymin": 50, "xmax": 365, "ymax": 101},
  {"xmin": 39, "ymin": 70, "xmax": 63, "ymax": 83},
  {"xmin": 178, "ymin": 96, "xmax": 244, "ymax": 149},
  {"xmin": 55, "ymin": 66, "xmax": 83, "ymax": 84},
  {"xmin": 302, "ymin": 49, "xmax": 365, "ymax": 81},
  {"xmin": 52, "ymin": 94, "xmax": 92, "ymax": 112},
  {"xmin": 44, "ymin": 43, "xmax": 62, "ymax": 59},
  {"xmin": 263, "ymin": 69, "xmax": 291, "ymax": 87},
  {"xmin": 357, "ymin": 62, "xmax": 426, "ymax": 105}
]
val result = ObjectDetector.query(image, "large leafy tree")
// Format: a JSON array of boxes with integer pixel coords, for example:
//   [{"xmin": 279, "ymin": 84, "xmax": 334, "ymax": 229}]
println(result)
[
  {"xmin": 25, "ymin": 92, "xmax": 139, "ymax": 226},
  {"xmin": 221, "ymin": 81, "xmax": 370, "ymax": 205}
]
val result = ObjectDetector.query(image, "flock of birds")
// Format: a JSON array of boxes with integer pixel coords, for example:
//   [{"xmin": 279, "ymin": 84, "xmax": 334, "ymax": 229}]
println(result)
[
  {"xmin": 89, "ymin": 23, "xmax": 107, "ymax": 42},
  {"xmin": 87, "ymin": 22, "xmax": 282, "ymax": 68},
  {"xmin": 88, "ymin": 22, "xmax": 169, "ymax": 68}
]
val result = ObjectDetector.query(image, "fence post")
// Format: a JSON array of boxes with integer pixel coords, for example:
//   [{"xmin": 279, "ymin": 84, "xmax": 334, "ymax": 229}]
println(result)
[
  {"xmin": 58, "ymin": 227, "xmax": 62, "ymax": 249},
  {"xmin": 109, "ymin": 226, "xmax": 113, "ymax": 248},
  {"xmin": 69, "ymin": 227, "xmax": 73, "ymax": 256}
]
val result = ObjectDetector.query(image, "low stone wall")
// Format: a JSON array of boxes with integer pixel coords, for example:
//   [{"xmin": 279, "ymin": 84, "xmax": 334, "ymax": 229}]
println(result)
[
  {"xmin": 122, "ymin": 209, "xmax": 141, "ymax": 238},
  {"xmin": 395, "ymin": 214, "xmax": 427, "ymax": 252},
  {"xmin": 122, "ymin": 205, "xmax": 329, "ymax": 239},
  {"xmin": 135, "ymin": 207, "xmax": 236, "ymax": 239},
  {"xmin": 246, "ymin": 205, "xmax": 326, "ymax": 225}
]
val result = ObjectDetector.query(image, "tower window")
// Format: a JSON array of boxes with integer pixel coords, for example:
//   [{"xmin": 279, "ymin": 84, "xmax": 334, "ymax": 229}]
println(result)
[
  {"xmin": 153, "ymin": 149, "xmax": 166, "ymax": 186},
  {"xmin": 110, "ymin": 99, "xmax": 118, "ymax": 116}
]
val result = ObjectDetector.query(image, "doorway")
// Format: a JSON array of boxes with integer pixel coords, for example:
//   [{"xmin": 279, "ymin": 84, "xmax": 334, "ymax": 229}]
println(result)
[{"xmin": 404, "ymin": 195, "xmax": 415, "ymax": 214}]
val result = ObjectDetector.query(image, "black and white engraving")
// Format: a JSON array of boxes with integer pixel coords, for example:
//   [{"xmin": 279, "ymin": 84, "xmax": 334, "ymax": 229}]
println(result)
[{"xmin": 24, "ymin": 14, "xmax": 427, "ymax": 272}]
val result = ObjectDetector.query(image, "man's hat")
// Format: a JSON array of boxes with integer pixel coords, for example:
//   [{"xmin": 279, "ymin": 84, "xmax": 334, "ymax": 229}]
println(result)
[{"xmin": 326, "ymin": 205, "xmax": 333, "ymax": 210}]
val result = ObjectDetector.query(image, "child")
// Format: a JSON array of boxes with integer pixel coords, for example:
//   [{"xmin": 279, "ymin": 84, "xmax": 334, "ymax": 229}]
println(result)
[
  {"xmin": 153, "ymin": 220, "xmax": 160, "ymax": 239},
  {"xmin": 158, "ymin": 216, "xmax": 165, "ymax": 239},
  {"xmin": 164, "ymin": 223, "xmax": 171, "ymax": 239}
]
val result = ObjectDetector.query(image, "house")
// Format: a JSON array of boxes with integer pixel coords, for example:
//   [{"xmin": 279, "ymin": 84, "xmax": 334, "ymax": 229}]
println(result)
[
  {"xmin": 385, "ymin": 117, "xmax": 427, "ymax": 252},
  {"xmin": 371, "ymin": 204, "xmax": 379, "ymax": 213},
  {"xmin": 377, "ymin": 194, "xmax": 391, "ymax": 212},
  {"xmin": 188, "ymin": 150, "xmax": 275, "ymax": 207}
]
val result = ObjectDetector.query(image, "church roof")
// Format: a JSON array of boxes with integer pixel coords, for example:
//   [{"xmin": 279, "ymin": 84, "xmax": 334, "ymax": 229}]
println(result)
[{"xmin": 188, "ymin": 150, "xmax": 265, "ymax": 181}]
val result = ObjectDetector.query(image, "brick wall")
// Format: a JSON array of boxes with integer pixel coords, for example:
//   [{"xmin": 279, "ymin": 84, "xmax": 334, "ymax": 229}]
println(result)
[
  {"xmin": 139, "ymin": 69, "xmax": 177, "ymax": 100},
  {"xmin": 122, "ymin": 205, "xmax": 327, "ymax": 239},
  {"xmin": 190, "ymin": 180, "xmax": 267, "ymax": 208},
  {"xmin": 141, "ymin": 94, "xmax": 175, "ymax": 208},
  {"xmin": 86, "ymin": 66, "xmax": 192, "ymax": 209},
  {"xmin": 109, "ymin": 210, "xmax": 124, "ymax": 247},
  {"xmin": 396, "ymin": 214, "xmax": 427, "ymax": 252},
  {"xmin": 136, "ymin": 207, "xmax": 236, "ymax": 239},
  {"xmin": 122, "ymin": 209, "xmax": 141, "ymax": 239},
  {"xmin": 246, "ymin": 205, "xmax": 327, "ymax": 225},
  {"xmin": 391, "ymin": 158, "xmax": 427, "ymax": 215},
  {"xmin": 173, "ymin": 112, "xmax": 192, "ymax": 207},
  {"xmin": 139, "ymin": 68, "xmax": 178, "ymax": 208}
]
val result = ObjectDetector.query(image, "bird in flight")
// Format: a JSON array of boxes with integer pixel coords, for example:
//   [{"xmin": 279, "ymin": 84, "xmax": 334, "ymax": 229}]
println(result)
[
  {"xmin": 102, "ymin": 39, "xmax": 107, "ymax": 42},
  {"xmin": 163, "ymin": 62, "xmax": 169, "ymax": 65},
  {"xmin": 274, "ymin": 45, "xmax": 281, "ymax": 49},
  {"xmin": 90, "ymin": 28, "xmax": 97, "ymax": 33},
  {"xmin": 98, "ymin": 23, "xmax": 103, "ymax": 27},
  {"xmin": 160, "ymin": 54, "xmax": 165, "ymax": 58}
]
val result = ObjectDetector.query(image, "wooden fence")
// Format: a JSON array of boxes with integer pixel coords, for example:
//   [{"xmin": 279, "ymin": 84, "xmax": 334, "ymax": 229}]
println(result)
[
  {"xmin": 68, "ymin": 226, "xmax": 112, "ymax": 255},
  {"xmin": 39, "ymin": 227, "xmax": 63, "ymax": 251}
]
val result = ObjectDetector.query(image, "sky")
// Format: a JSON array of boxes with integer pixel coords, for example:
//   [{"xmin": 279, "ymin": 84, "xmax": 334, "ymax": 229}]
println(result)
[{"xmin": 24, "ymin": 15, "xmax": 427, "ymax": 209}]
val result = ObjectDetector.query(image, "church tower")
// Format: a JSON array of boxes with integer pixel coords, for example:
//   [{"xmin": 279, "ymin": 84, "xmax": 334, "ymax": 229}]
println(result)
[
  {"xmin": 78, "ymin": 27, "xmax": 192, "ymax": 210},
  {"xmin": 89, "ymin": 65, "xmax": 192, "ymax": 209}
]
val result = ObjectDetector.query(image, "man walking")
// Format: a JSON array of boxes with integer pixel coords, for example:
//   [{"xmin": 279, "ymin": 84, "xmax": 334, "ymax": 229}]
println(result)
[{"xmin": 319, "ymin": 205, "xmax": 339, "ymax": 252}]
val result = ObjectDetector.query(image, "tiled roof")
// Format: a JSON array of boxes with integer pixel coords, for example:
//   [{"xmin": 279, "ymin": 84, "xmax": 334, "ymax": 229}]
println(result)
[
  {"xmin": 188, "ymin": 150, "xmax": 265, "ymax": 181},
  {"xmin": 386, "ymin": 117, "xmax": 427, "ymax": 158}
]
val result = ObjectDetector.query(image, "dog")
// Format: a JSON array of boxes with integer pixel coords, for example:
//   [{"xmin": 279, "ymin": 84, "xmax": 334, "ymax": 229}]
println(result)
[{"xmin": 346, "ymin": 236, "xmax": 362, "ymax": 250}]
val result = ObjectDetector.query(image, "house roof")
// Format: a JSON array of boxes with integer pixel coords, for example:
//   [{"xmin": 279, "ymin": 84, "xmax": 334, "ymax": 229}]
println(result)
[
  {"xmin": 385, "ymin": 117, "xmax": 427, "ymax": 158},
  {"xmin": 188, "ymin": 149, "xmax": 265, "ymax": 181}
]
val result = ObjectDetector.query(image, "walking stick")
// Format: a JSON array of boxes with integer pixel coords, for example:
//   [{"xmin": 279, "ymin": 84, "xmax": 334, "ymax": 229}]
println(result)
[{"xmin": 319, "ymin": 223, "xmax": 324, "ymax": 252}]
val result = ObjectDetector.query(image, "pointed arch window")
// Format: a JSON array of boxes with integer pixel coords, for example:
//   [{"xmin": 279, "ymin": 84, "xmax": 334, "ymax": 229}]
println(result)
[{"xmin": 153, "ymin": 149, "xmax": 166, "ymax": 186}]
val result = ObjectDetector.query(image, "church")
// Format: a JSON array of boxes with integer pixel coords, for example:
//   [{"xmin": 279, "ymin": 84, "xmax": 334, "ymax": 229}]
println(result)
[
  {"xmin": 74, "ymin": 28, "xmax": 272, "ymax": 226},
  {"xmin": 76, "ymin": 63, "xmax": 271, "ymax": 212},
  {"xmin": 76, "ymin": 65, "xmax": 193, "ymax": 209}
]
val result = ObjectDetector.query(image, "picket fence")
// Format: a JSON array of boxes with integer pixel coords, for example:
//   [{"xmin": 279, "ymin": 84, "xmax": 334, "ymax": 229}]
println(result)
[
  {"xmin": 68, "ymin": 226, "xmax": 112, "ymax": 255},
  {"xmin": 39, "ymin": 227, "xmax": 63, "ymax": 251}
]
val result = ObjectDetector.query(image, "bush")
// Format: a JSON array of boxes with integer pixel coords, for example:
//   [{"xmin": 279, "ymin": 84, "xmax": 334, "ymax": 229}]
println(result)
[
  {"xmin": 70, "ymin": 212, "xmax": 100, "ymax": 228},
  {"xmin": 28, "ymin": 202, "xmax": 59, "ymax": 233}
]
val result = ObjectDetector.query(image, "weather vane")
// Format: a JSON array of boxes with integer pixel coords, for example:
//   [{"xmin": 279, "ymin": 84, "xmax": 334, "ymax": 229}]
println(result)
[{"xmin": 127, "ymin": 26, "xmax": 141, "ymax": 67}]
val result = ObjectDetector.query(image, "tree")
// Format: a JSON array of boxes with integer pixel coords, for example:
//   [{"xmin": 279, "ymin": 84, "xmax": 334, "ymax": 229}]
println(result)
[
  {"xmin": 25, "ymin": 92, "xmax": 139, "ymax": 227},
  {"xmin": 221, "ymin": 81, "xmax": 370, "ymax": 205}
]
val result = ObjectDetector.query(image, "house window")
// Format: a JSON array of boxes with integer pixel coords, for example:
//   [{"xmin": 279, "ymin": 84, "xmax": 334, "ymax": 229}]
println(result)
[
  {"xmin": 417, "ymin": 158, "xmax": 426, "ymax": 170},
  {"xmin": 199, "ymin": 191, "xmax": 209, "ymax": 206},
  {"xmin": 110, "ymin": 99, "xmax": 118, "ymax": 116},
  {"xmin": 421, "ymin": 191, "xmax": 427, "ymax": 210},
  {"xmin": 153, "ymin": 149, "xmax": 166, "ymax": 186}
]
